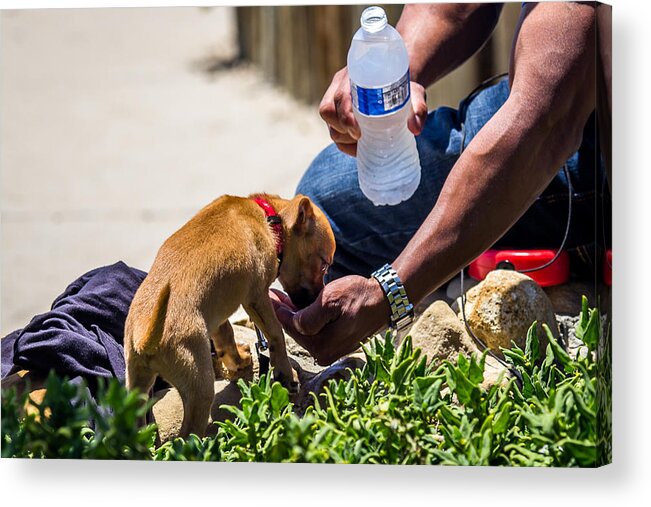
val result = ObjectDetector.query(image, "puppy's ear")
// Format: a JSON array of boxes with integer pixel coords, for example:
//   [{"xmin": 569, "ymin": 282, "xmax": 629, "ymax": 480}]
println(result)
[{"xmin": 291, "ymin": 196, "xmax": 315, "ymax": 235}]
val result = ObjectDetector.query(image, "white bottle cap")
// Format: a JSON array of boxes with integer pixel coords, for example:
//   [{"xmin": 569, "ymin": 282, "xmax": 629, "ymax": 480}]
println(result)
[{"xmin": 360, "ymin": 6, "xmax": 387, "ymax": 34}]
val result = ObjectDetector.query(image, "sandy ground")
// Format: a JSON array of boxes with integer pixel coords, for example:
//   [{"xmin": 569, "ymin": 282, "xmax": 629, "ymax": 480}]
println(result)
[{"xmin": 0, "ymin": 7, "xmax": 332, "ymax": 335}]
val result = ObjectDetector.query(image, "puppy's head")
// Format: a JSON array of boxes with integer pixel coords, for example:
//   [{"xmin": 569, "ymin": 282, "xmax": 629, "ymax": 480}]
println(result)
[{"xmin": 278, "ymin": 195, "xmax": 335, "ymax": 309}]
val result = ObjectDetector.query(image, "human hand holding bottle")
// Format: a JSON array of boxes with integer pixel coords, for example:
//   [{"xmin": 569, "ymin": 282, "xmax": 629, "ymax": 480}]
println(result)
[
  {"xmin": 318, "ymin": 2, "xmax": 508, "ymax": 158},
  {"xmin": 318, "ymin": 66, "xmax": 427, "ymax": 157}
]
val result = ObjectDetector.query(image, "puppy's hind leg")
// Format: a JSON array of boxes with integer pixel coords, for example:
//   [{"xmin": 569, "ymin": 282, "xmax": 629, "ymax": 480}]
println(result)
[
  {"xmin": 244, "ymin": 296, "xmax": 299, "ymax": 394},
  {"xmin": 162, "ymin": 334, "xmax": 215, "ymax": 438},
  {"xmin": 125, "ymin": 356, "xmax": 157, "ymax": 428}
]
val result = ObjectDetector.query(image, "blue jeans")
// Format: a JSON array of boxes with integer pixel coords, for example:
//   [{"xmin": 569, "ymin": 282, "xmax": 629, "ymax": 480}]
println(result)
[{"xmin": 297, "ymin": 80, "xmax": 606, "ymax": 282}]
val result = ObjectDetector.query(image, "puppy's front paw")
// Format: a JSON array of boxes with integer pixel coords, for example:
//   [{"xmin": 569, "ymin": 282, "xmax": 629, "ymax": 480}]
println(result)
[{"xmin": 274, "ymin": 368, "xmax": 300, "ymax": 395}]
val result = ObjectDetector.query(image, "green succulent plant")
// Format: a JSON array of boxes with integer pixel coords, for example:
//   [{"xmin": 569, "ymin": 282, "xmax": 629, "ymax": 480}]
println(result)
[{"xmin": 2, "ymin": 296, "xmax": 609, "ymax": 466}]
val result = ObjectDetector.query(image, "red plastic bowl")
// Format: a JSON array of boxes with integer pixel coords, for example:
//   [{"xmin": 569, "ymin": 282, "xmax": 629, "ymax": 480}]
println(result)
[{"xmin": 468, "ymin": 249, "xmax": 571, "ymax": 287}]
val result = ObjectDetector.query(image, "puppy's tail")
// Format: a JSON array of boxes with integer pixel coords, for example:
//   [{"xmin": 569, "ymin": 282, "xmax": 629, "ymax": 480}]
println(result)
[{"xmin": 134, "ymin": 283, "xmax": 171, "ymax": 355}]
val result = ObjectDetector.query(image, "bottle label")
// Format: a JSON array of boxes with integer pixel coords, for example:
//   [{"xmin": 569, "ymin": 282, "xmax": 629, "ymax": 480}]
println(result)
[{"xmin": 352, "ymin": 70, "xmax": 411, "ymax": 116}]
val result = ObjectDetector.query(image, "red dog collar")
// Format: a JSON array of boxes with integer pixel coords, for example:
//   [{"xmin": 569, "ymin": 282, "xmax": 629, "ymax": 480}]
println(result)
[{"xmin": 252, "ymin": 197, "xmax": 284, "ymax": 262}]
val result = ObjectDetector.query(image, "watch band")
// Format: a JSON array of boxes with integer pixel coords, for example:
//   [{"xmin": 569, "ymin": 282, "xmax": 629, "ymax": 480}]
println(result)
[{"xmin": 371, "ymin": 263, "xmax": 414, "ymax": 332}]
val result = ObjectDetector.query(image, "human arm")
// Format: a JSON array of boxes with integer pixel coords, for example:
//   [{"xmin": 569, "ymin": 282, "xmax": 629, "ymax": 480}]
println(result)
[
  {"xmin": 320, "ymin": 3, "xmax": 503, "ymax": 156},
  {"xmin": 397, "ymin": 2, "xmax": 503, "ymax": 87},
  {"xmin": 394, "ymin": 1, "xmax": 597, "ymax": 303},
  {"xmin": 278, "ymin": 2, "xmax": 597, "ymax": 365}
]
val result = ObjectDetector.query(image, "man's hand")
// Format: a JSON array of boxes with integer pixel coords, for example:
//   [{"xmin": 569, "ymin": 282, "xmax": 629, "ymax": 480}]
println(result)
[
  {"xmin": 317, "ymin": 4, "xmax": 504, "ymax": 157},
  {"xmin": 270, "ymin": 275, "xmax": 390, "ymax": 366},
  {"xmin": 318, "ymin": 67, "xmax": 428, "ymax": 157}
]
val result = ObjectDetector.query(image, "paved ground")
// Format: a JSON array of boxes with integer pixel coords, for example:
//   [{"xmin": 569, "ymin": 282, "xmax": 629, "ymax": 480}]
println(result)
[{"xmin": 1, "ymin": 7, "xmax": 331, "ymax": 335}]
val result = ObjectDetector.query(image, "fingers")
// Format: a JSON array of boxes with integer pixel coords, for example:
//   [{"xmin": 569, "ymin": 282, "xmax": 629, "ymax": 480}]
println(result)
[
  {"xmin": 321, "ymin": 69, "xmax": 428, "ymax": 152},
  {"xmin": 334, "ymin": 141, "xmax": 357, "ymax": 157},
  {"xmin": 273, "ymin": 291, "xmax": 339, "ymax": 337},
  {"xmin": 320, "ymin": 69, "xmax": 428, "ymax": 156},
  {"xmin": 319, "ymin": 67, "xmax": 361, "ymax": 153},
  {"xmin": 272, "ymin": 302, "xmax": 323, "ymax": 360},
  {"xmin": 269, "ymin": 288, "xmax": 297, "ymax": 311},
  {"xmin": 327, "ymin": 126, "xmax": 358, "ymax": 146},
  {"xmin": 293, "ymin": 293, "xmax": 340, "ymax": 336},
  {"xmin": 407, "ymin": 82, "xmax": 428, "ymax": 136},
  {"xmin": 273, "ymin": 302, "xmax": 299, "ymax": 333},
  {"xmin": 328, "ymin": 127, "xmax": 358, "ymax": 156},
  {"xmin": 334, "ymin": 89, "xmax": 361, "ymax": 141}
]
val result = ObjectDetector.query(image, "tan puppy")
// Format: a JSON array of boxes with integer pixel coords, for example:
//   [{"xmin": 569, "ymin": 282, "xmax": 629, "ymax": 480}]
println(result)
[{"xmin": 124, "ymin": 193, "xmax": 335, "ymax": 437}]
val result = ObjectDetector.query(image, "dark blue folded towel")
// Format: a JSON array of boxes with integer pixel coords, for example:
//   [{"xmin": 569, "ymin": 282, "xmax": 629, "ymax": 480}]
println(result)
[{"xmin": 1, "ymin": 261, "xmax": 147, "ymax": 388}]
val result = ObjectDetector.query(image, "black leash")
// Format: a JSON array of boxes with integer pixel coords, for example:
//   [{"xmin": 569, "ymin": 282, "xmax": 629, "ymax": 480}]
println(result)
[{"xmin": 254, "ymin": 325, "xmax": 271, "ymax": 376}]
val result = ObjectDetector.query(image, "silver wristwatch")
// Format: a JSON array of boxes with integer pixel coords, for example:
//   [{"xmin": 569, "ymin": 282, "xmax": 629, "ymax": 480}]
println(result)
[{"xmin": 371, "ymin": 263, "xmax": 414, "ymax": 332}]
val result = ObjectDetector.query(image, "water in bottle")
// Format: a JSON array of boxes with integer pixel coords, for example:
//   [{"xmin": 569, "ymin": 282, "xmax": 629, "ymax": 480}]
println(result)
[{"xmin": 348, "ymin": 6, "xmax": 421, "ymax": 206}]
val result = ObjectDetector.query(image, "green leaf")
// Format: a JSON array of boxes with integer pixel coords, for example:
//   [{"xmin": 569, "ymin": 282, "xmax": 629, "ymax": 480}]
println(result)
[
  {"xmin": 502, "ymin": 348, "xmax": 527, "ymax": 369},
  {"xmin": 445, "ymin": 362, "xmax": 457, "ymax": 393},
  {"xmin": 270, "ymin": 382, "xmax": 290, "ymax": 416},
  {"xmin": 457, "ymin": 353, "xmax": 470, "ymax": 376},
  {"xmin": 578, "ymin": 295, "xmax": 590, "ymax": 328},
  {"xmin": 396, "ymin": 335, "xmax": 414, "ymax": 363},
  {"xmin": 544, "ymin": 324, "xmax": 574, "ymax": 373},
  {"xmin": 521, "ymin": 370, "xmax": 534, "ymax": 398},
  {"xmin": 560, "ymin": 438, "xmax": 597, "ymax": 466},
  {"xmin": 413, "ymin": 377, "xmax": 443, "ymax": 410},
  {"xmin": 492, "ymin": 402, "xmax": 512, "ymax": 434},
  {"xmin": 391, "ymin": 358, "xmax": 415, "ymax": 392},
  {"xmin": 525, "ymin": 321, "xmax": 540, "ymax": 364},
  {"xmin": 438, "ymin": 404, "xmax": 461, "ymax": 427},
  {"xmin": 575, "ymin": 296, "xmax": 600, "ymax": 352},
  {"xmin": 468, "ymin": 352, "xmax": 486, "ymax": 385},
  {"xmin": 453, "ymin": 368, "xmax": 477, "ymax": 406},
  {"xmin": 543, "ymin": 342, "xmax": 555, "ymax": 372},
  {"xmin": 479, "ymin": 429, "xmax": 492, "ymax": 465}
]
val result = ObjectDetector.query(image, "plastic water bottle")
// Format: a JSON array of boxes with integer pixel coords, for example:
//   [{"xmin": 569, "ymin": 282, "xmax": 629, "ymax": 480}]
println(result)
[{"xmin": 348, "ymin": 6, "xmax": 421, "ymax": 206}]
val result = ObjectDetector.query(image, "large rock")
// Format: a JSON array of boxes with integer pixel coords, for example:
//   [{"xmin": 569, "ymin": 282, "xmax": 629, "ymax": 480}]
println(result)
[
  {"xmin": 458, "ymin": 269, "xmax": 559, "ymax": 357},
  {"xmin": 408, "ymin": 299, "xmax": 510, "ymax": 388},
  {"xmin": 409, "ymin": 300, "xmax": 478, "ymax": 363}
]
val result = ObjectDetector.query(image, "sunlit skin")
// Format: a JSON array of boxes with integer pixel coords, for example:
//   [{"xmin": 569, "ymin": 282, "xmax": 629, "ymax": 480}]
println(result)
[{"xmin": 272, "ymin": 3, "xmax": 606, "ymax": 366}]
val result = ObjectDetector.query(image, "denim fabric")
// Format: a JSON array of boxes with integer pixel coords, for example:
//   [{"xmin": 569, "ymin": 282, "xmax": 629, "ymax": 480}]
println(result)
[{"xmin": 297, "ymin": 79, "xmax": 604, "ymax": 281}]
